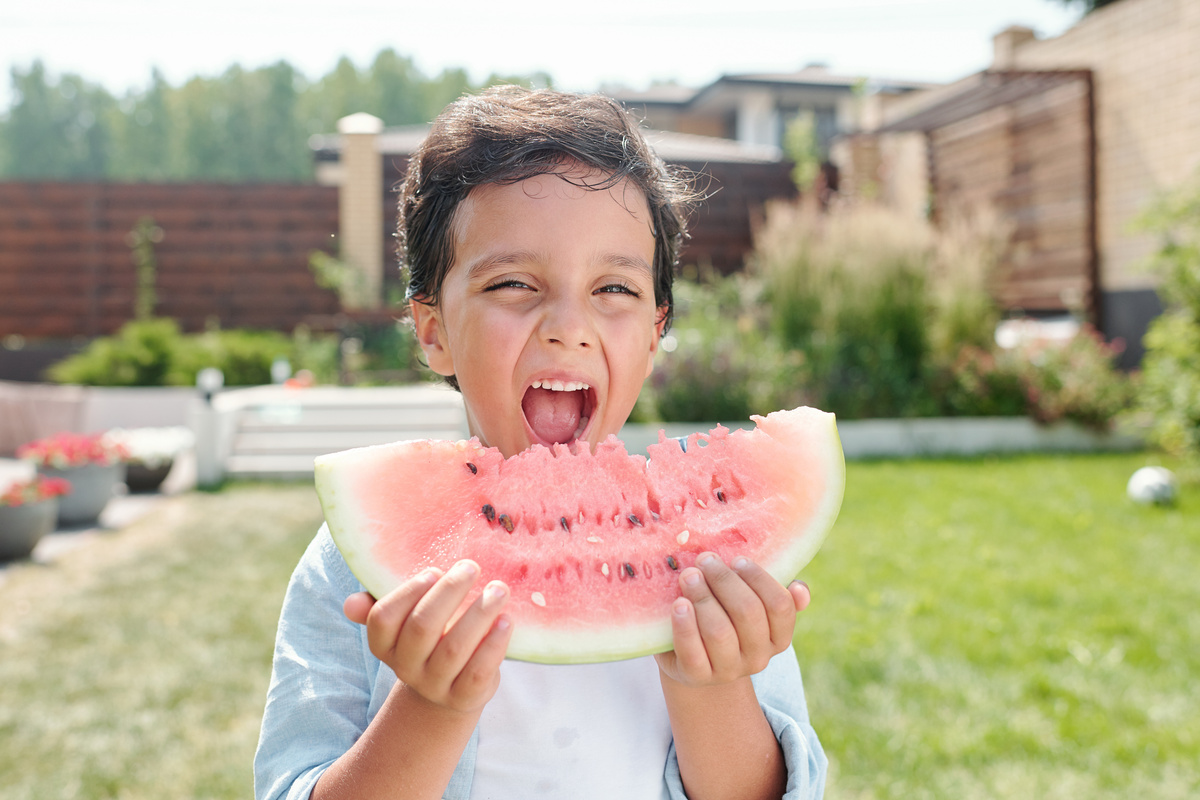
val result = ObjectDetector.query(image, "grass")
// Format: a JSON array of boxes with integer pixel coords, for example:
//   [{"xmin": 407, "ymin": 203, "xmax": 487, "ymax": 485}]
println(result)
[
  {"xmin": 795, "ymin": 453, "xmax": 1200, "ymax": 799},
  {"xmin": 0, "ymin": 454, "xmax": 1196, "ymax": 799},
  {"xmin": 0, "ymin": 485, "xmax": 325, "ymax": 800}
]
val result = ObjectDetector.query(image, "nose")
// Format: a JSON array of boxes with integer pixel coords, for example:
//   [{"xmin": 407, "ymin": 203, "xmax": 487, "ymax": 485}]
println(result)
[{"xmin": 539, "ymin": 292, "xmax": 595, "ymax": 349}]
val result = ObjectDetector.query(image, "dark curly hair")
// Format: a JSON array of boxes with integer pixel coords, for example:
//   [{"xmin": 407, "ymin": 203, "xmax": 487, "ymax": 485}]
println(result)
[{"xmin": 400, "ymin": 85, "xmax": 694, "ymax": 337}]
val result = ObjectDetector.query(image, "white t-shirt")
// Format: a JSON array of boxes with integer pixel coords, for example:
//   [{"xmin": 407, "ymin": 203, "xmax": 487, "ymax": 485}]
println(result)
[{"xmin": 469, "ymin": 657, "xmax": 672, "ymax": 800}]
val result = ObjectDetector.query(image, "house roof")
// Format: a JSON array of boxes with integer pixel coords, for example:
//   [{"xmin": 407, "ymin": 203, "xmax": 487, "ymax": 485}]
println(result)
[
  {"xmin": 611, "ymin": 66, "xmax": 935, "ymax": 110},
  {"xmin": 309, "ymin": 125, "xmax": 783, "ymax": 165},
  {"xmin": 878, "ymin": 69, "xmax": 1091, "ymax": 133}
]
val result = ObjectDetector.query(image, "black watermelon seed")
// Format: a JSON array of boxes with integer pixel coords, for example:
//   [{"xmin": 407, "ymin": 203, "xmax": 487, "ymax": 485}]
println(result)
[
  {"xmin": 482, "ymin": 504, "xmax": 496, "ymax": 522},
  {"xmin": 666, "ymin": 555, "xmax": 679, "ymax": 571},
  {"xmin": 560, "ymin": 516, "xmax": 570, "ymax": 532},
  {"xmin": 466, "ymin": 462, "xmax": 478, "ymax": 474},
  {"xmin": 499, "ymin": 513, "xmax": 514, "ymax": 533},
  {"xmin": 715, "ymin": 488, "xmax": 726, "ymax": 503},
  {"xmin": 623, "ymin": 562, "xmax": 636, "ymax": 578},
  {"xmin": 628, "ymin": 514, "xmax": 643, "ymax": 527}
]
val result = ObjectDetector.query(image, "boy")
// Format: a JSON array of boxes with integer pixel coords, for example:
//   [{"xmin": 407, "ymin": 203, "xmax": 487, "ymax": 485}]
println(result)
[{"xmin": 255, "ymin": 86, "xmax": 826, "ymax": 800}]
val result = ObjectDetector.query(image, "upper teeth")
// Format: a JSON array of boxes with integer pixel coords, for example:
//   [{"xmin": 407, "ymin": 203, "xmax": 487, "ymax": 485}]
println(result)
[{"xmin": 532, "ymin": 380, "xmax": 590, "ymax": 392}]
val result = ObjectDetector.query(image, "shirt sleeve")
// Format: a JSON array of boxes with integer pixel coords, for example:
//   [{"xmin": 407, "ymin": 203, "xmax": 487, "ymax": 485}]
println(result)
[
  {"xmin": 662, "ymin": 648, "xmax": 828, "ymax": 800},
  {"xmin": 253, "ymin": 525, "xmax": 375, "ymax": 800}
]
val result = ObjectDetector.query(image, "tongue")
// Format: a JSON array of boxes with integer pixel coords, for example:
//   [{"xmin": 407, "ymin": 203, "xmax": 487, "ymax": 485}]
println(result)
[{"xmin": 522, "ymin": 387, "xmax": 584, "ymax": 444}]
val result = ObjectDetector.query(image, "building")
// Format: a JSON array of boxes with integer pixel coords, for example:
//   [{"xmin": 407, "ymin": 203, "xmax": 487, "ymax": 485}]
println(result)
[{"xmin": 836, "ymin": 0, "xmax": 1200, "ymax": 366}]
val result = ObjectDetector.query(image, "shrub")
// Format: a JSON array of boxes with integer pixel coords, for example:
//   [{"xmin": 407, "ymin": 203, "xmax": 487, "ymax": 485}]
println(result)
[
  {"xmin": 643, "ymin": 274, "xmax": 810, "ymax": 422},
  {"xmin": 1134, "ymin": 171, "xmax": 1200, "ymax": 472},
  {"xmin": 749, "ymin": 202, "xmax": 940, "ymax": 418},
  {"xmin": 46, "ymin": 319, "xmax": 340, "ymax": 387},
  {"xmin": 937, "ymin": 345, "xmax": 1028, "ymax": 418},
  {"xmin": 1017, "ymin": 326, "xmax": 1133, "ymax": 430},
  {"xmin": 46, "ymin": 318, "xmax": 186, "ymax": 386}
]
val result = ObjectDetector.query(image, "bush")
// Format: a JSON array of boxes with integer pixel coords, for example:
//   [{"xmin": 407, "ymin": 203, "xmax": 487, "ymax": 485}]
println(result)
[
  {"xmin": 1134, "ymin": 171, "xmax": 1200, "ymax": 472},
  {"xmin": 643, "ymin": 275, "xmax": 809, "ymax": 422},
  {"xmin": 46, "ymin": 318, "xmax": 187, "ymax": 386},
  {"xmin": 937, "ymin": 345, "xmax": 1028, "ymax": 418},
  {"xmin": 46, "ymin": 319, "xmax": 340, "ymax": 387},
  {"xmin": 1018, "ymin": 326, "xmax": 1133, "ymax": 430},
  {"xmin": 749, "ymin": 202, "xmax": 942, "ymax": 418}
]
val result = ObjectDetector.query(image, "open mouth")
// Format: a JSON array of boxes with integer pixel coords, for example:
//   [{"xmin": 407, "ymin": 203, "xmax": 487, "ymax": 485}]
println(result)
[{"xmin": 521, "ymin": 379, "xmax": 596, "ymax": 446}]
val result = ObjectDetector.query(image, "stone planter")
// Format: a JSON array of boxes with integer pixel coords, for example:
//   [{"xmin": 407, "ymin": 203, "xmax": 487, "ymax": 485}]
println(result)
[
  {"xmin": 124, "ymin": 461, "xmax": 173, "ymax": 494},
  {"xmin": 0, "ymin": 498, "xmax": 58, "ymax": 561},
  {"xmin": 39, "ymin": 463, "xmax": 125, "ymax": 526}
]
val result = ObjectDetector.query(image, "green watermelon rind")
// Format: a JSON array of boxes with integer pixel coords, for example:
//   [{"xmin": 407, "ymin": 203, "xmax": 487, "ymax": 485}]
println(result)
[{"xmin": 315, "ymin": 408, "xmax": 845, "ymax": 665}]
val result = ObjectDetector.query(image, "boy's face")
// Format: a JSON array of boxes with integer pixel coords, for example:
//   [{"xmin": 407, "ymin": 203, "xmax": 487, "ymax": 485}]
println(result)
[{"xmin": 411, "ymin": 166, "xmax": 665, "ymax": 458}]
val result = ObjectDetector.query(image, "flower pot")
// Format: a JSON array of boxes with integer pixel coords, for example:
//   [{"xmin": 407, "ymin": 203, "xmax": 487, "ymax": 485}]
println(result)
[
  {"xmin": 124, "ymin": 461, "xmax": 173, "ymax": 494},
  {"xmin": 40, "ymin": 464, "xmax": 124, "ymax": 526},
  {"xmin": 0, "ymin": 498, "xmax": 58, "ymax": 561}
]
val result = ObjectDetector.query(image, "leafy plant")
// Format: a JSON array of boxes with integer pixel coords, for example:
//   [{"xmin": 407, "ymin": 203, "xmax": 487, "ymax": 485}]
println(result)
[
  {"xmin": 750, "ymin": 201, "xmax": 940, "ymax": 419},
  {"xmin": 1017, "ymin": 326, "xmax": 1133, "ymax": 430},
  {"xmin": 1133, "ymin": 171, "xmax": 1200, "ymax": 473},
  {"xmin": 45, "ymin": 318, "xmax": 340, "ymax": 387},
  {"xmin": 46, "ymin": 318, "xmax": 185, "ymax": 387},
  {"xmin": 17, "ymin": 431, "xmax": 130, "ymax": 468},
  {"xmin": 0, "ymin": 475, "xmax": 72, "ymax": 507}
]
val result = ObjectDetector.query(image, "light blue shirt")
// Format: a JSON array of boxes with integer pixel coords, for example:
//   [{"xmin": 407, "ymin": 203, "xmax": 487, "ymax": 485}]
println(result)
[{"xmin": 254, "ymin": 526, "xmax": 828, "ymax": 799}]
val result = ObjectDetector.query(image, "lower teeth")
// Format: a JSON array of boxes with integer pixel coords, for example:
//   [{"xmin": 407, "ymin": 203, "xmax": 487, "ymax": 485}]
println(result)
[{"xmin": 572, "ymin": 415, "xmax": 590, "ymax": 439}]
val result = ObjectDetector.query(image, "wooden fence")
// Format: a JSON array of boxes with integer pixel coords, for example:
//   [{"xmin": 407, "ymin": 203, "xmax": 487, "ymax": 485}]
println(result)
[{"xmin": 0, "ymin": 182, "xmax": 342, "ymax": 340}]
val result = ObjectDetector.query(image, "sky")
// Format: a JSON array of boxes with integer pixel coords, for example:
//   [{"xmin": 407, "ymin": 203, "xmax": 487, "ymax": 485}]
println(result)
[{"xmin": 0, "ymin": 0, "xmax": 1084, "ymax": 108}]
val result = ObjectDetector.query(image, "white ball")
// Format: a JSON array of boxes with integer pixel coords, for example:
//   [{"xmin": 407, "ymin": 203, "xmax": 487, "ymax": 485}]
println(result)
[{"xmin": 1126, "ymin": 466, "xmax": 1179, "ymax": 506}]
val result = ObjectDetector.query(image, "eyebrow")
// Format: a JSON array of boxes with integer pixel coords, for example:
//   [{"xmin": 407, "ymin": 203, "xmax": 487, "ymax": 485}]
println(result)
[{"xmin": 464, "ymin": 250, "xmax": 654, "ymax": 279}]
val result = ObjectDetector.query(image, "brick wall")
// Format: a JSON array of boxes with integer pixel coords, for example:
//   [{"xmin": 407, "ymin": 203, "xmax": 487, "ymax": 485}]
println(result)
[
  {"xmin": 1011, "ymin": 0, "xmax": 1200, "ymax": 291},
  {"xmin": 0, "ymin": 182, "xmax": 342, "ymax": 340}
]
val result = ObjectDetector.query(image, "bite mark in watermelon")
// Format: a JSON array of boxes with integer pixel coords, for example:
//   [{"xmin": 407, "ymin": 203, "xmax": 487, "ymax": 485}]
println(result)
[{"xmin": 315, "ymin": 406, "xmax": 845, "ymax": 664}]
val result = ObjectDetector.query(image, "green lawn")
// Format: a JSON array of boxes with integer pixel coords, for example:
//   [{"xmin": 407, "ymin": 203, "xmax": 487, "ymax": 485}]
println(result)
[{"xmin": 0, "ymin": 454, "xmax": 1196, "ymax": 799}]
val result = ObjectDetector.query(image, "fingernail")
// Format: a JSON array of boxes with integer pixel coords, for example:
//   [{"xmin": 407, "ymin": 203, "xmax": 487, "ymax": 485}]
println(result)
[
  {"xmin": 732, "ymin": 556, "xmax": 749, "ymax": 570},
  {"xmin": 683, "ymin": 569, "xmax": 702, "ymax": 586},
  {"xmin": 495, "ymin": 616, "xmax": 511, "ymax": 631},
  {"xmin": 483, "ymin": 581, "xmax": 507, "ymax": 601},
  {"xmin": 697, "ymin": 553, "xmax": 717, "ymax": 567},
  {"xmin": 457, "ymin": 560, "xmax": 479, "ymax": 577},
  {"xmin": 673, "ymin": 599, "xmax": 689, "ymax": 616}
]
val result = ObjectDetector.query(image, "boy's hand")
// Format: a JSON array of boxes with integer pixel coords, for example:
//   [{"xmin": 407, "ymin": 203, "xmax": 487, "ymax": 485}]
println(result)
[
  {"xmin": 654, "ymin": 553, "xmax": 810, "ymax": 687},
  {"xmin": 343, "ymin": 560, "xmax": 512, "ymax": 714}
]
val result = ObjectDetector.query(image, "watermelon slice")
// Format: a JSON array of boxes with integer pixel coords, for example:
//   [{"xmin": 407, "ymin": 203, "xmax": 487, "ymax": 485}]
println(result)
[{"xmin": 315, "ymin": 406, "xmax": 844, "ymax": 664}]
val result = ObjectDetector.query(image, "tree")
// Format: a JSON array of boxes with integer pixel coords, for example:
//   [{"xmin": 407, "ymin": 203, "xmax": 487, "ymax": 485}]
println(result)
[{"xmin": 1, "ymin": 61, "xmax": 117, "ymax": 178}]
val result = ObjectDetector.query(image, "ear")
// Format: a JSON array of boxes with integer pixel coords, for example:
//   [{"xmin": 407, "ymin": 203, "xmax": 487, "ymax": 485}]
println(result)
[
  {"xmin": 409, "ymin": 298, "xmax": 455, "ymax": 377},
  {"xmin": 645, "ymin": 304, "xmax": 669, "ymax": 378}
]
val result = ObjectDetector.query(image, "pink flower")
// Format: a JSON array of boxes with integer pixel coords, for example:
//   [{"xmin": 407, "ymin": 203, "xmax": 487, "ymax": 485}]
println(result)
[
  {"xmin": 16, "ymin": 431, "xmax": 130, "ymax": 469},
  {"xmin": 0, "ymin": 476, "xmax": 72, "ymax": 507}
]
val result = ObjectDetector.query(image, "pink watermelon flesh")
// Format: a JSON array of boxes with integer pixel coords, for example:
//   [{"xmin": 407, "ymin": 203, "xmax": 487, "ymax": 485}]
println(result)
[{"xmin": 314, "ymin": 406, "xmax": 844, "ymax": 664}]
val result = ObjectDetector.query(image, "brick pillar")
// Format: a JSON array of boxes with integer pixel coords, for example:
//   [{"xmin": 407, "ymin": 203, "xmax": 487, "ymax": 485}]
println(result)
[{"xmin": 337, "ymin": 112, "xmax": 384, "ymax": 309}]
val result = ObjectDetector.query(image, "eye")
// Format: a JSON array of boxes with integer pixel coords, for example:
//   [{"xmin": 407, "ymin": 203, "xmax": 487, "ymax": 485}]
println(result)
[
  {"xmin": 484, "ymin": 278, "xmax": 533, "ymax": 292},
  {"xmin": 596, "ymin": 281, "xmax": 642, "ymax": 298}
]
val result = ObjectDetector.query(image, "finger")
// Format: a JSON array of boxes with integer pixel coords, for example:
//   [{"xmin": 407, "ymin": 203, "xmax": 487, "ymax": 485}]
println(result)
[
  {"xmin": 394, "ymin": 560, "xmax": 483, "ymax": 663},
  {"xmin": 790, "ymin": 580, "xmax": 811, "ymax": 613},
  {"xmin": 343, "ymin": 592, "xmax": 376, "ymax": 625},
  {"xmin": 450, "ymin": 612, "xmax": 514, "ymax": 703},
  {"xmin": 428, "ymin": 580, "xmax": 511, "ymax": 677},
  {"xmin": 694, "ymin": 553, "xmax": 770, "ymax": 652},
  {"xmin": 728, "ymin": 557, "xmax": 801, "ymax": 651},
  {"xmin": 678, "ymin": 561, "xmax": 741, "ymax": 670},
  {"xmin": 664, "ymin": 596, "xmax": 713, "ymax": 682},
  {"xmin": 366, "ymin": 568, "xmax": 442, "ymax": 660}
]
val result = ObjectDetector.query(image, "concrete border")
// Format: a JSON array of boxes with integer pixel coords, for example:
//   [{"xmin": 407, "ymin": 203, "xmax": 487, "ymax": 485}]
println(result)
[{"xmin": 618, "ymin": 416, "xmax": 1145, "ymax": 459}]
